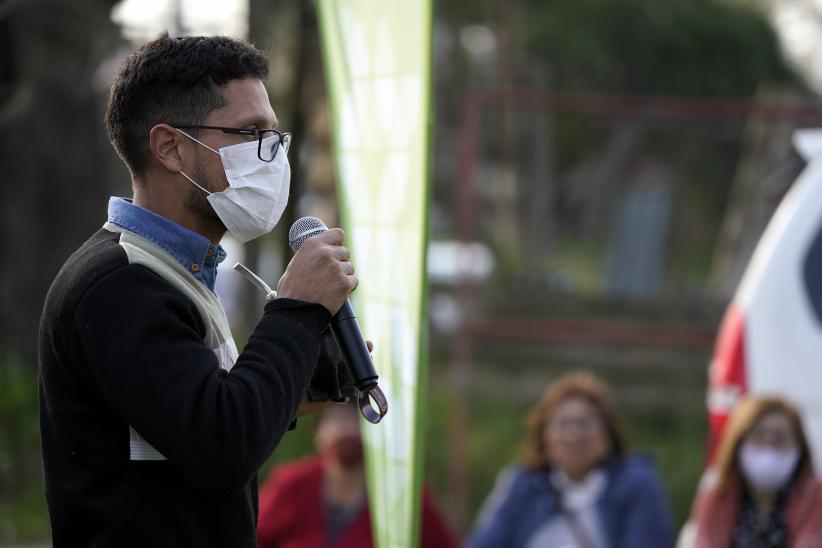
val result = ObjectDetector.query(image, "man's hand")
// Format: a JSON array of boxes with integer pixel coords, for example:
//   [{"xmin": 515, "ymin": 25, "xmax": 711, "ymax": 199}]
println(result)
[{"xmin": 276, "ymin": 228, "xmax": 357, "ymax": 315}]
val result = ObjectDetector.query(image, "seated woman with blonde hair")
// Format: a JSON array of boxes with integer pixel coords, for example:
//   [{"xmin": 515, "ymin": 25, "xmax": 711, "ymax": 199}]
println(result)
[
  {"xmin": 689, "ymin": 396, "xmax": 822, "ymax": 547},
  {"xmin": 469, "ymin": 371, "xmax": 673, "ymax": 548}
]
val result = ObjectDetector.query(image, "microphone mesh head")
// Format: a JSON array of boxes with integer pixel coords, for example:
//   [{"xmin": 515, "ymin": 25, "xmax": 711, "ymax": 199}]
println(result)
[{"xmin": 288, "ymin": 216, "xmax": 328, "ymax": 251}]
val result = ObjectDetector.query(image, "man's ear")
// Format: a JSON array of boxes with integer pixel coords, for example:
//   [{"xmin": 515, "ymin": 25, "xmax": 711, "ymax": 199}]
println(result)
[{"xmin": 149, "ymin": 124, "xmax": 184, "ymax": 173}]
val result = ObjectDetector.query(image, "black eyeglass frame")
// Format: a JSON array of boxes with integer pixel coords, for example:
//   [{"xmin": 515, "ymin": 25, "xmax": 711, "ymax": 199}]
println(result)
[{"xmin": 172, "ymin": 125, "xmax": 292, "ymax": 162}]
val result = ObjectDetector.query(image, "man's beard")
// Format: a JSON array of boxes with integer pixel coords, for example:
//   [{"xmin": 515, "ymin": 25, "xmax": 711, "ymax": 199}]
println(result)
[{"xmin": 185, "ymin": 162, "xmax": 226, "ymax": 233}]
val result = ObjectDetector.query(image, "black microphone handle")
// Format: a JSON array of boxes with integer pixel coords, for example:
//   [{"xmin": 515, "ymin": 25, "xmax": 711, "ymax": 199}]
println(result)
[{"xmin": 330, "ymin": 300, "xmax": 378, "ymax": 391}]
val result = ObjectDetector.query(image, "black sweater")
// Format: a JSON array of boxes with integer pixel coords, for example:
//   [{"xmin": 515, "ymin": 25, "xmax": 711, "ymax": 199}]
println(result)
[{"xmin": 38, "ymin": 227, "xmax": 330, "ymax": 547}]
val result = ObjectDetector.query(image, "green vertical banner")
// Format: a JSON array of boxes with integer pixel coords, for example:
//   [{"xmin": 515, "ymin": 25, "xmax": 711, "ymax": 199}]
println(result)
[{"xmin": 315, "ymin": 1, "xmax": 433, "ymax": 547}]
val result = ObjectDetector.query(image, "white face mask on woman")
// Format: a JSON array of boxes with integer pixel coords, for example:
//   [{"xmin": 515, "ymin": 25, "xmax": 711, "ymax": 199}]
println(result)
[
  {"xmin": 739, "ymin": 444, "xmax": 800, "ymax": 492},
  {"xmin": 177, "ymin": 129, "xmax": 291, "ymax": 243}
]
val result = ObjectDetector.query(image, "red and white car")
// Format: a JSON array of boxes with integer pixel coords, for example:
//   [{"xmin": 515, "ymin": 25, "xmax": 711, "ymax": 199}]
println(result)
[{"xmin": 708, "ymin": 129, "xmax": 822, "ymax": 472}]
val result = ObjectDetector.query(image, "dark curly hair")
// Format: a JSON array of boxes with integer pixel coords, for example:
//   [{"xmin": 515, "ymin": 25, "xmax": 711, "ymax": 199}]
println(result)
[{"xmin": 104, "ymin": 32, "xmax": 269, "ymax": 177}]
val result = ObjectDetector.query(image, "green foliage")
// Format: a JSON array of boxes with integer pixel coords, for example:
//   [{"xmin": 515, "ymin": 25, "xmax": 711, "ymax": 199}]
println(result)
[
  {"xmin": 0, "ymin": 355, "xmax": 49, "ymax": 542},
  {"xmin": 527, "ymin": 0, "xmax": 802, "ymax": 96},
  {"xmin": 622, "ymin": 405, "xmax": 706, "ymax": 526}
]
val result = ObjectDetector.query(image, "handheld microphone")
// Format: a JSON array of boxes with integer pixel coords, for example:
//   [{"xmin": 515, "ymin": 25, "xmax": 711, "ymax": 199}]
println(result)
[{"xmin": 289, "ymin": 216, "xmax": 388, "ymax": 424}]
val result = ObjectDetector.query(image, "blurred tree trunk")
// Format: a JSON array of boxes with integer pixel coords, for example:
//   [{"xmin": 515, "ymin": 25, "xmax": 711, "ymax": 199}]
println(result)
[
  {"xmin": 0, "ymin": 0, "xmax": 124, "ymax": 366},
  {"xmin": 521, "ymin": 65, "xmax": 555, "ymax": 284},
  {"xmin": 708, "ymin": 89, "xmax": 803, "ymax": 300},
  {"xmin": 239, "ymin": 1, "xmax": 318, "ymax": 335}
]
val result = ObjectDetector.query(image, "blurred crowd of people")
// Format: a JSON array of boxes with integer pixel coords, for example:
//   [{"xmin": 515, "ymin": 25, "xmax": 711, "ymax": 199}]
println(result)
[{"xmin": 256, "ymin": 372, "xmax": 822, "ymax": 548}]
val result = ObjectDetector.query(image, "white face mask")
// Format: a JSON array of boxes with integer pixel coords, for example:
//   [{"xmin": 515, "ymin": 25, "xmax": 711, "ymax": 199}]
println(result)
[
  {"xmin": 738, "ymin": 444, "xmax": 800, "ymax": 492},
  {"xmin": 177, "ymin": 129, "xmax": 291, "ymax": 243}
]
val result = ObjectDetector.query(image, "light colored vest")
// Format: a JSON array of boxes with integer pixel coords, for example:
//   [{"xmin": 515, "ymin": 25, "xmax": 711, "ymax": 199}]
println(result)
[{"xmin": 105, "ymin": 223, "xmax": 239, "ymax": 461}]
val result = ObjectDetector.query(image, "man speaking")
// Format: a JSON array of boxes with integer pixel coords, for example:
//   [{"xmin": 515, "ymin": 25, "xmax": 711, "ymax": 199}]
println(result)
[{"xmin": 37, "ymin": 33, "xmax": 356, "ymax": 546}]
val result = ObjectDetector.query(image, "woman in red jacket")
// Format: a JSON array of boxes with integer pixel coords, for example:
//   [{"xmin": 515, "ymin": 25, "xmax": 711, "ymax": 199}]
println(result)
[
  {"xmin": 257, "ymin": 403, "xmax": 458, "ymax": 548},
  {"xmin": 690, "ymin": 396, "xmax": 822, "ymax": 547}
]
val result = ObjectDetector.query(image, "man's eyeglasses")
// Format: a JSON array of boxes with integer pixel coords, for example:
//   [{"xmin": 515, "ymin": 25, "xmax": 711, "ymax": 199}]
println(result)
[{"xmin": 172, "ymin": 125, "xmax": 292, "ymax": 162}]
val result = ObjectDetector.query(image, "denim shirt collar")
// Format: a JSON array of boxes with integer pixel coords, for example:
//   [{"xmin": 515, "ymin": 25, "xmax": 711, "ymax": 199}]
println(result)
[{"xmin": 107, "ymin": 197, "xmax": 226, "ymax": 292}]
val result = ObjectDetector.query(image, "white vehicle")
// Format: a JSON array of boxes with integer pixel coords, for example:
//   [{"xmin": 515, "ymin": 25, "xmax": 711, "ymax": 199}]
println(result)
[
  {"xmin": 708, "ymin": 128, "xmax": 822, "ymax": 472},
  {"xmin": 677, "ymin": 129, "xmax": 822, "ymax": 548}
]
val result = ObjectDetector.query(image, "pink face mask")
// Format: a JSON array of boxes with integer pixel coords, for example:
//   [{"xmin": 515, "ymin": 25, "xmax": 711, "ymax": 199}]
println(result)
[{"xmin": 325, "ymin": 436, "xmax": 364, "ymax": 469}]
